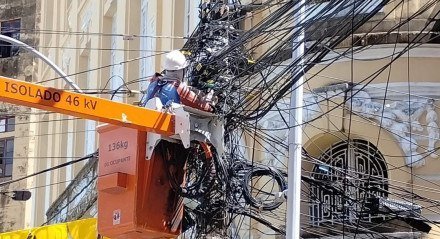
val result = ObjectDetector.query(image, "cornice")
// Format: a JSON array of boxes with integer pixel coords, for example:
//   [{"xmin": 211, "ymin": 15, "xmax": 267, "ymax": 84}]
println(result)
[{"xmin": 321, "ymin": 44, "xmax": 440, "ymax": 64}]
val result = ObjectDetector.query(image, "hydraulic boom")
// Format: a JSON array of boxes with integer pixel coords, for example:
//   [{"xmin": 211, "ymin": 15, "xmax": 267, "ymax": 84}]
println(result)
[{"xmin": 0, "ymin": 76, "xmax": 174, "ymax": 135}]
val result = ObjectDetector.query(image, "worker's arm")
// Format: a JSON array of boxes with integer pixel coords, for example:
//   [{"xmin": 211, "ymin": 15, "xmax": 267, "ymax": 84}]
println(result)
[{"xmin": 176, "ymin": 82, "xmax": 214, "ymax": 112}]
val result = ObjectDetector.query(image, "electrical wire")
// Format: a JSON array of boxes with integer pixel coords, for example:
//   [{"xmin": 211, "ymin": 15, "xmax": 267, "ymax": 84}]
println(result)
[
  {"xmin": 0, "ymin": 151, "xmax": 97, "ymax": 188},
  {"xmin": 11, "ymin": 0, "xmax": 440, "ymax": 237}
]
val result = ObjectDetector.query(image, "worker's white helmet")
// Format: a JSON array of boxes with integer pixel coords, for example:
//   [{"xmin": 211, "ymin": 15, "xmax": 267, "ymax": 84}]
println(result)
[{"xmin": 163, "ymin": 50, "xmax": 188, "ymax": 71}]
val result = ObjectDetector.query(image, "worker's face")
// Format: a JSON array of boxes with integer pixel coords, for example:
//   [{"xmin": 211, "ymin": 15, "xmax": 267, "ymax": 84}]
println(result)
[{"xmin": 166, "ymin": 69, "xmax": 185, "ymax": 81}]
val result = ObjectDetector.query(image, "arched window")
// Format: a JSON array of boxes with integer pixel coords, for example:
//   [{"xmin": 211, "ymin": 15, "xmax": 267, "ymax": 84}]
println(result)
[{"xmin": 310, "ymin": 139, "xmax": 388, "ymax": 225}]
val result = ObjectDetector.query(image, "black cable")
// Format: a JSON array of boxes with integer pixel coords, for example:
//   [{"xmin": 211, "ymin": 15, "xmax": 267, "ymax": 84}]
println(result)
[{"xmin": 0, "ymin": 151, "xmax": 97, "ymax": 188}]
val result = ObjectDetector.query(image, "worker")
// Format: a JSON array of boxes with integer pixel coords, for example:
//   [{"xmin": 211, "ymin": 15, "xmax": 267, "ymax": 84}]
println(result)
[{"xmin": 143, "ymin": 50, "xmax": 215, "ymax": 112}]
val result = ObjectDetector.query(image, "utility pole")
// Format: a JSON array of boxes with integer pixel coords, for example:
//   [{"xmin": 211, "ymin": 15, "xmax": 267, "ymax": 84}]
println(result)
[{"xmin": 287, "ymin": 0, "xmax": 305, "ymax": 238}]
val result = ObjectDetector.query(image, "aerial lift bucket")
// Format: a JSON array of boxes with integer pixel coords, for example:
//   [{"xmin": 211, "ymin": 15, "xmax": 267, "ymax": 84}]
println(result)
[{"xmin": 97, "ymin": 125, "xmax": 184, "ymax": 239}]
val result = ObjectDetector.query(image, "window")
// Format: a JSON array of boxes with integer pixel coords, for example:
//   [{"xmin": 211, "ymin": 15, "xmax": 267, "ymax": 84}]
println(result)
[
  {"xmin": 184, "ymin": 0, "xmax": 200, "ymax": 37},
  {"xmin": 139, "ymin": 0, "xmax": 156, "ymax": 92},
  {"xmin": 84, "ymin": 120, "xmax": 96, "ymax": 154},
  {"xmin": 0, "ymin": 19, "xmax": 21, "ymax": 58},
  {"xmin": 310, "ymin": 139, "xmax": 388, "ymax": 225},
  {"xmin": 0, "ymin": 116, "xmax": 15, "ymax": 133},
  {"xmin": 0, "ymin": 138, "xmax": 14, "ymax": 178},
  {"xmin": 84, "ymin": 54, "xmax": 96, "ymax": 155},
  {"xmin": 110, "ymin": 14, "xmax": 124, "ymax": 102}
]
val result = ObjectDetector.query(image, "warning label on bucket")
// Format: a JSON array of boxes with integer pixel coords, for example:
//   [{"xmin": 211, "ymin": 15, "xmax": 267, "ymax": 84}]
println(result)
[{"xmin": 113, "ymin": 209, "xmax": 121, "ymax": 225}]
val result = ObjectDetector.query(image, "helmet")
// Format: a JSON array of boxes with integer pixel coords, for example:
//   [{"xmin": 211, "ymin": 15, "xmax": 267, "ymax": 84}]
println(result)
[{"xmin": 163, "ymin": 50, "xmax": 188, "ymax": 71}]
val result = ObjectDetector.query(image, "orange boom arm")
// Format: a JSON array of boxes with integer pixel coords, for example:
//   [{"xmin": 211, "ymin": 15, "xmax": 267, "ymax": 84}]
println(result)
[{"xmin": 0, "ymin": 76, "xmax": 174, "ymax": 135}]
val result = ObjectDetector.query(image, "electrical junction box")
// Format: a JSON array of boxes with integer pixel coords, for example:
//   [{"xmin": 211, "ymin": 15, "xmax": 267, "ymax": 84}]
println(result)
[{"xmin": 97, "ymin": 125, "xmax": 183, "ymax": 239}]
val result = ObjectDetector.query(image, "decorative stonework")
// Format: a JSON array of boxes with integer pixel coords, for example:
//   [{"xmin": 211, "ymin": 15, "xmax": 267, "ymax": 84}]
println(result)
[
  {"xmin": 260, "ymin": 83, "xmax": 440, "ymax": 168},
  {"xmin": 426, "ymin": 101, "xmax": 439, "ymax": 158},
  {"xmin": 346, "ymin": 87, "xmax": 439, "ymax": 168},
  {"xmin": 260, "ymin": 120, "xmax": 288, "ymax": 167},
  {"xmin": 303, "ymin": 94, "xmax": 322, "ymax": 123},
  {"xmin": 300, "ymin": 83, "xmax": 440, "ymax": 168}
]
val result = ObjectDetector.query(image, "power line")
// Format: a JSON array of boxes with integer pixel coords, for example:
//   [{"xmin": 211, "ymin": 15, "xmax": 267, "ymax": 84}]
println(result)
[{"xmin": 0, "ymin": 151, "xmax": 97, "ymax": 188}]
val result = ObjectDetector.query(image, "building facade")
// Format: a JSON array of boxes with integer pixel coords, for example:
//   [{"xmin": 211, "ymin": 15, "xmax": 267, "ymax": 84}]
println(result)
[
  {"xmin": 0, "ymin": 0, "xmax": 40, "ymax": 232},
  {"xmin": 25, "ymin": 0, "xmax": 198, "ymax": 228},
  {"xmin": 1, "ymin": 0, "xmax": 439, "ymax": 238},
  {"xmin": 251, "ymin": 1, "xmax": 440, "ymax": 238}
]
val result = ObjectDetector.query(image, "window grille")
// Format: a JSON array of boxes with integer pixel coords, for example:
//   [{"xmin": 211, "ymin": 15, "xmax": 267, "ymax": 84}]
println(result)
[
  {"xmin": 310, "ymin": 139, "xmax": 388, "ymax": 225},
  {"xmin": 0, "ymin": 116, "xmax": 15, "ymax": 133},
  {"xmin": 0, "ymin": 138, "xmax": 14, "ymax": 178},
  {"xmin": 0, "ymin": 19, "xmax": 21, "ymax": 58}
]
